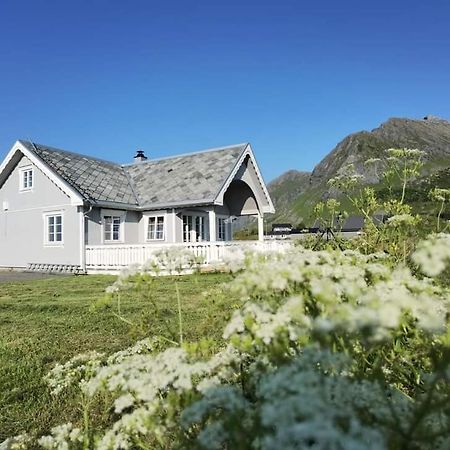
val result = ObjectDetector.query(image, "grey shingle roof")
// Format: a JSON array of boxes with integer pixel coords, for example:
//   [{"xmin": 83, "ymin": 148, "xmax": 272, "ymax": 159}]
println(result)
[
  {"xmin": 125, "ymin": 145, "xmax": 246, "ymax": 207},
  {"xmin": 20, "ymin": 141, "xmax": 138, "ymax": 205},
  {"xmin": 19, "ymin": 140, "xmax": 247, "ymax": 208}
]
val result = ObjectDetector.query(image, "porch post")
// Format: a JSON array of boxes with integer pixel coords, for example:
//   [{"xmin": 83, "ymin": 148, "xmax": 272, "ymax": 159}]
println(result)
[
  {"xmin": 171, "ymin": 208, "xmax": 177, "ymax": 243},
  {"xmin": 258, "ymin": 213, "xmax": 264, "ymax": 241},
  {"xmin": 208, "ymin": 209, "xmax": 216, "ymax": 242}
]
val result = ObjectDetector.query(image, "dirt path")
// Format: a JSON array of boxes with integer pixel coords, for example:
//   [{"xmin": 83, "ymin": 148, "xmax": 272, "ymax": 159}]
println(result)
[{"xmin": 0, "ymin": 270, "xmax": 69, "ymax": 283}]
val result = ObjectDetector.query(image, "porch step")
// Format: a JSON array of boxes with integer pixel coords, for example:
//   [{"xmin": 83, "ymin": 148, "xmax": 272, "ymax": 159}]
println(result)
[{"xmin": 26, "ymin": 263, "xmax": 85, "ymax": 274}]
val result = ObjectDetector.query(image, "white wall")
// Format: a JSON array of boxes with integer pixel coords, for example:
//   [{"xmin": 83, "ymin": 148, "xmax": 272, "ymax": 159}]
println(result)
[{"xmin": 0, "ymin": 155, "xmax": 81, "ymax": 267}]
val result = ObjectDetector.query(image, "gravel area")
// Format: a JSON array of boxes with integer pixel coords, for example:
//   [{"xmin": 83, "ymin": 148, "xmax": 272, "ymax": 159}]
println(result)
[{"xmin": 0, "ymin": 270, "xmax": 70, "ymax": 283}]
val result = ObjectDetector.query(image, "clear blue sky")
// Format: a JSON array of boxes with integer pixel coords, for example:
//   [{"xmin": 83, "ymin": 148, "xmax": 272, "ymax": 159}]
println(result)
[{"xmin": 1, "ymin": 0, "xmax": 449, "ymax": 181}]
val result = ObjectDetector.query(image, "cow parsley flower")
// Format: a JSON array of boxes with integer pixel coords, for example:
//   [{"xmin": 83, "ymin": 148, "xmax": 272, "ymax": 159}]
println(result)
[
  {"xmin": 412, "ymin": 233, "xmax": 450, "ymax": 276},
  {"xmin": 38, "ymin": 423, "xmax": 83, "ymax": 449}
]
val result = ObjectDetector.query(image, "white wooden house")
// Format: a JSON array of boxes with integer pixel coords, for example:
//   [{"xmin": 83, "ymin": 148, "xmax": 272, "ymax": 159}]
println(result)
[{"xmin": 0, "ymin": 140, "xmax": 275, "ymax": 272}]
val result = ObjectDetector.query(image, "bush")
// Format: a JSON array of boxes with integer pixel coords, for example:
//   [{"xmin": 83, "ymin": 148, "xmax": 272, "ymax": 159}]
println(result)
[{"xmin": 3, "ymin": 234, "xmax": 449, "ymax": 450}]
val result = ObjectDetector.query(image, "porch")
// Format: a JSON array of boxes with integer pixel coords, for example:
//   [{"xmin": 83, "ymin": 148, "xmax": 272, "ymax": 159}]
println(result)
[{"xmin": 85, "ymin": 240, "xmax": 291, "ymax": 273}]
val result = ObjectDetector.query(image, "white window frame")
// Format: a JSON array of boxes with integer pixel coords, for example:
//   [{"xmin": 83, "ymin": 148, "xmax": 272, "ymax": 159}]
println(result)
[
  {"xmin": 101, "ymin": 210, "xmax": 126, "ymax": 243},
  {"xmin": 146, "ymin": 214, "xmax": 166, "ymax": 241},
  {"xmin": 19, "ymin": 166, "xmax": 34, "ymax": 192},
  {"xmin": 182, "ymin": 211, "xmax": 208, "ymax": 243},
  {"xmin": 217, "ymin": 216, "xmax": 227, "ymax": 241},
  {"xmin": 43, "ymin": 211, "xmax": 64, "ymax": 246}
]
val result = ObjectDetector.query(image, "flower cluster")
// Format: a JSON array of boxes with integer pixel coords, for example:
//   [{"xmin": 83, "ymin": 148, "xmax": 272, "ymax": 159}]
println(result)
[
  {"xmin": 225, "ymin": 246, "xmax": 447, "ymax": 354},
  {"xmin": 105, "ymin": 247, "xmax": 206, "ymax": 294},
  {"xmin": 386, "ymin": 213, "xmax": 420, "ymax": 227},
  {"xmin": 429, "ymin": 187, "xmax": 450, "ymax": 203},
  {"xmin": 0, "ymin": 434, "xmax": 33, "ymax": 450},
  {"xmin": 412, "ymin": 232, "xmax": 450, "ymax": 276},
  {"xmin": 45, "ymin": 351, "xmax": 105, "ymax": 395},
  {"xmin": 3, "ymin": 233, "xmax": 450, "ymax": 450},
  {"xmin": 38, "ymin": 424, "xmax": 83, "ymax": 450}
]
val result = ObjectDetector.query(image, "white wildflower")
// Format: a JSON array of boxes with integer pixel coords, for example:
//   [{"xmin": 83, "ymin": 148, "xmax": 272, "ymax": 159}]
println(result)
[
  {"xmin": 412, "ymin": 233, "xmax": 450, "ymax": 276},
  {"xmin": 0, "ymin": 434, "xmax": 32, "ymax": 450},
  {"xmin": 386, "ymin": 214, "xmax": 418, "ymax": 227},
  {"xmin": 114, "ymin": 393, "xmax": 135, "ymax": 413},
  {"xmin": 38, "ymin": 423, "xmax": 83, "ymax": 449}
]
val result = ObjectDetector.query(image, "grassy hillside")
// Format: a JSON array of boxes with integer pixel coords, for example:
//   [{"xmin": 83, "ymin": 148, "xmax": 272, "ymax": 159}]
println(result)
[{"xmin": 266, "ymin": 170, "xmax": 311, "ymax": 225}]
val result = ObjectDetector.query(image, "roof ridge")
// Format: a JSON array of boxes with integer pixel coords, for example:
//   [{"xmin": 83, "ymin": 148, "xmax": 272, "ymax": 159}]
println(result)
[
  {"xmin": 19, "ymin": 140, "xmax": 122, "ymax": 167},
  {"xmin": 122, "ymin": 166, "xmax": 141, "ymax": 205},
  {"xmin": 121, "ymin": 143, "xmax": 249, "ymax": 167}
]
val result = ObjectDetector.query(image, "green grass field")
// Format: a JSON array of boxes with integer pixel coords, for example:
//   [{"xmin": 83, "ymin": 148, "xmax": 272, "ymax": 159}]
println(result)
[{"xmin": 0, "ymin": 273, "xmax": 235, "ymax": 441}]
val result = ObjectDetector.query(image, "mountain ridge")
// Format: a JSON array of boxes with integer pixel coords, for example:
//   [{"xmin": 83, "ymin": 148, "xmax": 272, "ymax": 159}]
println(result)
[{"xmin": 267, "ymin": 116, "xmax": 450, "ymax": 225}]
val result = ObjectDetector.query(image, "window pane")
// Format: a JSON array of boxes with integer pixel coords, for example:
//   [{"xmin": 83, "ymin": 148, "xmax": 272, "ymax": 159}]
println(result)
[
  {"xmin": 104, "ymin": 215, "xmax": 121, "ymax": 241},
  {"xmin": 148, "ymin": 217, "xmax": 156, "ymax": 240},
  {"xmin": 218, "ymin": 218, "xmax": 225, "ymax": 240},
  {"xmin": 104, "ymin": 216, "xmax": 112, "ymax": 240},
  {"xmin": 113, "ymin": 218, "xmax": 120, "ymax": 240},
  {"xmin": 156, "ymin": 217, "xmax": 164, "ymax": 239},
  {"xmin": 22, "ymin": 170, "xmax": 33, "ymax": 189},
  {"xmin": 47, "ymin": 214, "xmax": 62, "ymax": 243},
  {"xmin": 183, "ymin": 215, "xmax": 189, "ymax": 242}
]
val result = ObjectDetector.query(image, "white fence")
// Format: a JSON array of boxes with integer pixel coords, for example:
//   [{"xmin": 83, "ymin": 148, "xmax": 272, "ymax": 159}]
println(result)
[{"xmin": 85, "ymin": 241, "xmax": 292, "ymax": 272}]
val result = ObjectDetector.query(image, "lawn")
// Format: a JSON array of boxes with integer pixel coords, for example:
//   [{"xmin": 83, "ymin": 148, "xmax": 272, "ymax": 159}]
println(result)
[{"xmin": 0, "ymin": 272, "xmax": 235, "ymax": 441}]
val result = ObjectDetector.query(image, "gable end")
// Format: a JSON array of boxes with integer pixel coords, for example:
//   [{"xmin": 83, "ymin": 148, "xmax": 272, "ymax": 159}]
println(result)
[{"xmin": 0, "ymin": 141, "xmax": 84, "ymax": 206}]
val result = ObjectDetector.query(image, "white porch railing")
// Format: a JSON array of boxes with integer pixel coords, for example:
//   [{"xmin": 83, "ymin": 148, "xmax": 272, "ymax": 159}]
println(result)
[{"xmin": 85, "ymin": 241, "xmax": 291, "ymax": 272}]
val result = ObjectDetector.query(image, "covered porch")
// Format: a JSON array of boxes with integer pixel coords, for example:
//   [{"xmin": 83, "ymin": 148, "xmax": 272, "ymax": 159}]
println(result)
[
  {"xmin": 166, "ymin": 172, "xmax": 269, "ymax": 244},
  {"xmin": 85, "ymin": 240, "xmax": 290, "ymax": 272}
]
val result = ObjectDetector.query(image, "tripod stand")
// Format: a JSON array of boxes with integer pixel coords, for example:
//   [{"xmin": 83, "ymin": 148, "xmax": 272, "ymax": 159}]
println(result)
[{"xmin": 312, "ymin": 227, "xmax": 344, "ymax": 251}]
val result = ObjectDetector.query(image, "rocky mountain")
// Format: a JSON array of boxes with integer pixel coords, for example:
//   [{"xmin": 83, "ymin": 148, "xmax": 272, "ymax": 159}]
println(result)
[
  {"xmin": 311, "ymin": 116, "xmax": 450, "ymax": 186},
  {"xmin": 267, "ymin": 170, "xmax": 311, "ymax": 224},
  {"xmin": 267, "ymin": 116, "xmax": 450, "ymax": 226}
]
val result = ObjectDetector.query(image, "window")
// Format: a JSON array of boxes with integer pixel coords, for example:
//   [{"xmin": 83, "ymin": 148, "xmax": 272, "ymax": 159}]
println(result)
[
  {"xmin": 44, "ymin": 213, "xmax": 63, "ymax": 245},
  {"xmin": 101, "ymin": 210, "xmax": 126, "ymax": 243},
  {"xmin": 104, "ymin": 216, "xmax": 122, "ymax": 241},
  {"xmin": 19, "ymin": 167, "xmax": 33, "ymax": 191},
  {"xmin": 183, "ymin": 214, "xmax": 206, "ymax": 242},
  {"xmin": 217, "ymin": 217, "xmax": 226, "ymax": 241},
  {"xmin": 147, "ymin": 216, "xmax": 165, "ymax": 240}
]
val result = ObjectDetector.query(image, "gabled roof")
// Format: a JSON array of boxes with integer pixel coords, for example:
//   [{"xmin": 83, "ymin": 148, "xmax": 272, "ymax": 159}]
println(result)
[
  {"xmin": 6, "ymin": 140, "xmax": 255, "ymax": 210},
  {"xmin": 126, "ymin": 145, "xmax": 245, "ymax": 208},
  {"xmin": 19, "ymin": 141, "xmax": 138, "ymax": 205}
]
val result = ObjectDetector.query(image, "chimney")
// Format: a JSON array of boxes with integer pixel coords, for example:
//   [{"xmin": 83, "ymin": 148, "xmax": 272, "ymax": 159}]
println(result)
[{"xmin": 134, "ymin": 149, "xmax": 147, "ymax": 163}]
